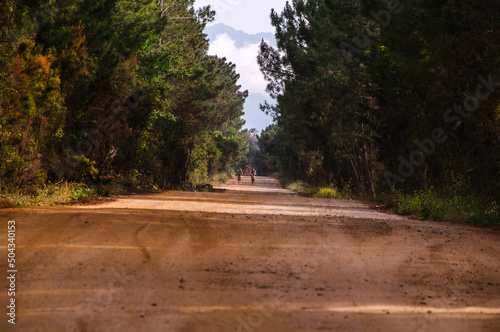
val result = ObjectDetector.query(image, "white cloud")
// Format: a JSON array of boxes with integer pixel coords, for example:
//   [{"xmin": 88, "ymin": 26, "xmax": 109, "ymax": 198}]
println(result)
[
  {"xmin": 208, "ymin": 33, "xmax": 267, "ymax": 95},
  {"xmin": 193, "ymin": 0, "xmax": 284, "ymax": 130},
  {"xmin": 195, "ymin": 0, "xmax": 288, "ymax": 34}
]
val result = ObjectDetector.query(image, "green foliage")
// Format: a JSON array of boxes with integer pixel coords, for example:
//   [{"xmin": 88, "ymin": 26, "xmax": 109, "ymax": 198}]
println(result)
[
  {"xmin": 250, "ymin": 125, "xmax": 280, "ymax": 175},
  {"xmin": 67, "ymin": 155, "xmax": 98, "ymax": 182},
  {"xmin": 0, "ymin": 182, "xmax": 95, "ymax": 207},
  {"xmin": 286, "ymin": 181, "xmax": 317, "ymax": 196},
  {"xmin": 314, "ymin": 187, "xmax": 350, "ymax": 200},
  {"xmin": 1, "ymin": 0, "xmax": 248, "ymax": 195},
  {"xmin": 393, "ymin": 190, "xmax": 500, "ymax": 226},
  {"xmin": 191, "ymin": 170, "xmax": 232, "ymax": 190},
  {"xmin": 0, "ymin": 37, "xmax": 66, "ymax": 191},
  {"xmin": 70, "ymin": 186, "xmax": 94, "ymax": 201},
  {"xmin": 258, "ymin": 0, "xmax": 378, "ymax": 195},
  {"xmin": 258, "ymin": 0, "xmax": 500, "ymax": 210},
  {"xmin": 364, "ymin": 0, "xmax": 500, "ymax": 199},
  {"xmin": 314, "ymin": 188, "xmax": 342, "ymax": 199}
]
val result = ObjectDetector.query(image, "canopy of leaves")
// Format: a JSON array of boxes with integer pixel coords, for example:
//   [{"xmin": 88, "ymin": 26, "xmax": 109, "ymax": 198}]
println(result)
[
  {"xmin": 0, "ymin": 0, "xmax": 249, "ymax": 191},
  {"xmin": 258, "ymin": 0, "xmax": 500, "ymax": 200}
]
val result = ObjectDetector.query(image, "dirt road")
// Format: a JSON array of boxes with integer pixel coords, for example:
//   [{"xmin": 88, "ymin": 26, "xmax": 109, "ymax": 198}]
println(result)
[{"xmin": 1, "ymin": 176, "xmax": 499, "ymax": 332}]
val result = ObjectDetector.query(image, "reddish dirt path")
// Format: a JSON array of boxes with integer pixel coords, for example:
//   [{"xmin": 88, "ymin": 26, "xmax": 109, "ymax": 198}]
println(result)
[{"xmin": 1, "ymin": 176, "xmax": 499, "ymax": 331}]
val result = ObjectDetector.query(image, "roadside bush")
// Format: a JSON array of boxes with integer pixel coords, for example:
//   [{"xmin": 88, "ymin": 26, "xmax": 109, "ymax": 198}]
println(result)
[
  {"xmin": 190, "ymin": 170, "xmax": 232, "ymax": 189},
  {"xmin": 393, "ymin": 189, "xmax": 500, "ymax": 226},
  {"xmin": 286, "ymin": 181, "xmax": 317, "ymax": 195},
  {"xmin": 67, "ymin": 155, "xmax": 98, "ymax": 182},
  {"xmin": 0, "ymin": 182, "xmax": 96, "ymax": 206},
  {"xmin": 314, "ymin": 187, "xmax": 343, "ymax": 199},
  {"xmin": 70, "ymin": 186, "xmax": 94, "ymax": 201},
  {"xmin": 94, "ymin": 185, "xmax": 111, "ymax": 197},
  {"xmin": 208, "ymin": 171, "xmax": 232, "ymax": 186}
]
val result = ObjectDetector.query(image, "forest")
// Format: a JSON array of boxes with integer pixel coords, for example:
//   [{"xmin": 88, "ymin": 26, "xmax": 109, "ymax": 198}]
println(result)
[
  {"xmin": 0, "ymin": 0, "xmax": 251, "ymax": 199},
  {"xmin": 256, "ymin": 0, "xmax": 499, "ymax": 224}
]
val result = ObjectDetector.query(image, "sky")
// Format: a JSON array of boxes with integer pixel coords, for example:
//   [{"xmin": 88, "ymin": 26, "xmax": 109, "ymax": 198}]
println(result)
[
  {"xmin": 195, "ymin": 0, "xmax": 287, "ymax": 34},
  {"xmin": 194, "ymin": 0, "xmax": 289, "ymax": 132},
  {"xmin": 210, "ymin": 32, "xmax": 268, "ymax": 95}
]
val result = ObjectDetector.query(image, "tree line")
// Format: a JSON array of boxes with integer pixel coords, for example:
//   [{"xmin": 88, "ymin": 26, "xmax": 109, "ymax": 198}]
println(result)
[
  {"xmin": 257, "ymin": 0, "xmax": 500, "ymax": 201},
  {"xmin": 0, "ymin": 0, "xmax": 250, "ymax": 192}
]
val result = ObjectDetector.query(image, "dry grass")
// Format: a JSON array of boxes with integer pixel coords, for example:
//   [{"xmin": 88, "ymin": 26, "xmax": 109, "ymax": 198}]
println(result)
[{"xmin": 0, "ymin": 182, "xmax": 95, "ymax": 207}]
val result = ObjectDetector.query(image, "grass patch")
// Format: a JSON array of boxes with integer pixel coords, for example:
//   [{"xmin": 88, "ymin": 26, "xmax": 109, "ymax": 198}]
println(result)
[
  {"xmin": 286, "ymin": 181, "xmax": 317, "ymax": 196},
  {"xmin": 206, "ymin": 171, "xmax": 232, "ymax": 187},
  {"xmin": 0, "ymin": 182, "xmax": 96, "ymax": 207},
  {"xmin": 279, "ymin": 175, "xmax": 498, "ymax": 227},
  {"xmin": 314, "ymin": 187, "xmax": 348, "ymax": 199},
  {"xmin": 392, "ymin": 189, "xmax": 499, "ymax": 227},
  {"xmin": 0, "ymin": 176, "xmax": 163, "ymax": 208},
  {"xmin": 279, "ymin": 176, "xmax": 352, "ymax": 199},
  {"xmin": 182, "ymin": 171, "xmax": 233, "ymax": 192}
]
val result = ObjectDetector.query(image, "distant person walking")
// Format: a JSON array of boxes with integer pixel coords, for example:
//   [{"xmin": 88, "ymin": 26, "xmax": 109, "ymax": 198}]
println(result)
[
  {"xmin": 250, "ymin": 168, "xmax": 257, "ymax": 185},
  {"xmin": 236, "ymin": 168, "xmax": 243, "ymax": 184}
]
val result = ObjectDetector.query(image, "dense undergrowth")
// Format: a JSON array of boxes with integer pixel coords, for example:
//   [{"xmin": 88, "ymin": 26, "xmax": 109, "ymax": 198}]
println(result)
[
  {"xmin": 256, "ymin": 1, "xmax": 500, "ymax": 227},
  {"xmin": 0, "ymin": 182, "xmax": 102, "ymax": 207},
  {"xmin": 280, "ymin": 177, "xmax": 351, "ymax": 200},
  {"xmin": 0, "ymin": 171, "xmax": 233, "ymax": 208},
  {"xmin": 280, "ymin": 176, "xmax": 499, "ymax": 227},
  {"xmin": 391, "ymin": 190, "xmax": 499, "ymax": 227}
]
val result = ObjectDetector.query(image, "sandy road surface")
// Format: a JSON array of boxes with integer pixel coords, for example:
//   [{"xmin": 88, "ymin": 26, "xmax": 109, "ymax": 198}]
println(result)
[{"xmin": 1, "ymin": 176, "xmax": 499, "ymax": 332}]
